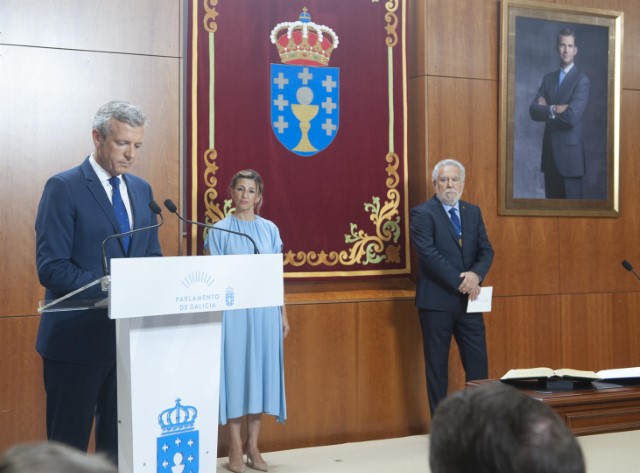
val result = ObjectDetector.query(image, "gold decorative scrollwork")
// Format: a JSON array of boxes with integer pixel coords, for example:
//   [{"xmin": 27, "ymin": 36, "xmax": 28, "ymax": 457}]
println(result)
[
  {"xmin": 203, "ymin": 148, "xmax": 225, "ymax": 223},
  {"xmin": 283, "ymin": 152, "xmax": 402, "ymax": 268},
  {"xmin": 384, "ymin": 0, "xmax": 398, "ymax": 47},
  {"xmin": 203, "ymin": 0, "xmax": 219, "ymax": 33}
]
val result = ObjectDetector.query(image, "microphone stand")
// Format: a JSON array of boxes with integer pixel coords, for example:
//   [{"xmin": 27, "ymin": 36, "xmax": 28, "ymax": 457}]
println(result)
[
  {"xmin": 101, "ymin": 201, "xmax": 164, "ymax": 290},
  {"xmin": 163, "ymin": 199, "xmax": 260, "ymax": 254}
]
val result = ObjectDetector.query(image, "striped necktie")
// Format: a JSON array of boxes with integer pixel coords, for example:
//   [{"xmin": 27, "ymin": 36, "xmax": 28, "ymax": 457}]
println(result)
[
  {"xmin": 109, "ymin": 176, "xmax": 131, "ymax": 253},
  {"xmin": 448, "ymin": 208, "xmax": 462, "ymax": 246}
]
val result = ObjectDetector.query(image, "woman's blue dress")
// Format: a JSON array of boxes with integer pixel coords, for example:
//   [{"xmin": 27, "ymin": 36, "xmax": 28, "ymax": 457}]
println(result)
[{"xmin": 204, "ymin": 215, "xmax": 286, "ymax": 424}]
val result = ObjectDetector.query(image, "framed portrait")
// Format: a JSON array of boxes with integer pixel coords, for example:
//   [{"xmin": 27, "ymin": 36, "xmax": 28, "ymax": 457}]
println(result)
[{"xmin": 499, "ymin": 0, "xmax": 623, "ymax": 216}]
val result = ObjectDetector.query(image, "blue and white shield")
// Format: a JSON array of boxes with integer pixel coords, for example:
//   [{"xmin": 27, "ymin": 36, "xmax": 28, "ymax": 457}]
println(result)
[
  {"xmin": 270, "ymin": 63, "xmax": 339, "ymax": 157},
  {"xmin": 157, "ymin": 431, "xmax": 199, "ymax": 473},
  {"xmin": 225, "ymin": 287, "xmax": 235, "ymax": 307}
]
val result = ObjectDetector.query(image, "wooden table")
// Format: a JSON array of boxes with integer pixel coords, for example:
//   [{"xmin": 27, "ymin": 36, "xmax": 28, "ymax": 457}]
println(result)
[{"xmin": 466, "ymin": 379, "xmax": 640, "ymax": 436}]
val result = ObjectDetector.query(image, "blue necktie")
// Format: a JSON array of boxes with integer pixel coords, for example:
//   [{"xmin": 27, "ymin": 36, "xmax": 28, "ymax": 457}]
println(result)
[
  {"xmin": 449, "ymin": 208, "xmax": 462, "ymax": 245},
  {"xmin": 109, "ymin": 176, "xmax": 131, "ymax": 253},
  {"xmin": 558, "ymin": 69, "xmax": 566, "ymax": 87}
]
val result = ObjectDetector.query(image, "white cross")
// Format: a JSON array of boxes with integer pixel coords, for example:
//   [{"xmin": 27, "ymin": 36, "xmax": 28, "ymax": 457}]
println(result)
[
  {"xmin": 273, "ymin": 72, "xmax": 288, "ymax": 89},
  {"xmin": 162, "ymin": 460, "xmax": 169, "ymax": 468},
  {"xmin": 273, "ymin": 116, "xmax": 289, "ymax": 134},
  {"xmin": 298, "ymin": 67, "xmax": 313, "ymax": 85},
  {"xmin": 273, "ymin": 94, "xmax": 289, "ymax": 111},
  {"xmin": 162, "ymin": 443, "xmax": 169, "ymax": 452},
  {"xmin": 322, "ymin": 97, "xmax": 336, "ymax": 114},
  {"xmin": 322, "ymin": 74, "xmax": 337, "ymax": 92},
  {"xmin": 322, "ymin": 118, "xmax": 337, "ymax": 136},
  {"xmin": 175, "ymin": 437, "xmax": 182, "ymax": 446},
  {"xmin": 187, "ymin": 438, "xmax": 194, "ymax": 447},
  {"xmin": 188, "ymin": 454, "xmax": 194, "ymax": 462}
]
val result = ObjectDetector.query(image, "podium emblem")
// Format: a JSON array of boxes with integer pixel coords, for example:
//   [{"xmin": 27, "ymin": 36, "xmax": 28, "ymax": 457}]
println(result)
[
  {"xmin": 270, "ymin": 8, "xmax": 340, "ymax": 157},
  {"xmin": 157, "ymin": 399, "xmax": 199, "ymax": 473},
  {"xmin": 225, "ymin": 287, "xmax": 235, "ymax": 307}
]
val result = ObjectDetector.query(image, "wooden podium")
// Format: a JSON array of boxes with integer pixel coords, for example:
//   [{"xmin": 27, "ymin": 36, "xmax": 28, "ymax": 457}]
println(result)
[{"xmin": 109, "ymin": 254, "xmax": 283, "ymax": 473}]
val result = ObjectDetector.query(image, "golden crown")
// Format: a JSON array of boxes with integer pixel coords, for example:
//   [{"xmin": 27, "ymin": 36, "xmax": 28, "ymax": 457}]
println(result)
[{"xmin": 270, "ymin": 8, "xmax": 339, "ymax": 66}]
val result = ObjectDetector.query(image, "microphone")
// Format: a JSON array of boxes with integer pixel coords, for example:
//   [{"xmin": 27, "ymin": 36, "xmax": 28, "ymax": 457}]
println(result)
[
  {"xmin": 101, "ymin": 201, "xmax": 164, "ymax": 277},
  {"xmin": 621, "ymin": 259, "xmax": 640, "ymax": 282},
  {"xmin": 163, "ymin": 199, "xmax": 260, "ymax": 254}
]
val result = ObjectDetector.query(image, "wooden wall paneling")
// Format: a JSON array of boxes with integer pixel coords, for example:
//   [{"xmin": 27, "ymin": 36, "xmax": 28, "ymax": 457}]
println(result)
[
  {"xmin": 0, "ymin": 0, "xmax": 181, "ymax": 57},
  {"xmin": 447, "ymin": 295, "xmax": 565, "ymax": 396},
  {"xmin": 619, "ymin": 1, "xmax": 640, "ymax": 88},
  {"xmin": 617, "ymin": 89, "xmax": 640, "ymax": 278},
  {"xmin": 561, "ymin": 293, "xmax": 640, "ymax": 370},
  {"xmin": 559, "ymin": 217, "xmax": 634, "ymax": 294},
  {"xmin": 252, "ymin": 303, "xmax": 360, "ymax": 453},
  {"xmin": 0, "ymin": 44, "xmax": 181, "ymax": 316},
  {"xmin": 558, "ymin": 89, "xmax": 640, "ymax": 294},
  {"xmin": 486, "ymin": 216, "xmax": 561, "ymax": 296},
  {"xmin": 426, "ymin": 76, "xmax": 497, "ymax": 208},
  {"xmin": 485, "ymin": 295, "xmax": 563, "ymax": 376},
  {"xmin": 218, "ymin": 298, "xmax": 427, "ymax": 455},
  {"xmin": 426, "ymin": 0, "xmax": 499, "ymax": 80},
  {"xmin": 355, "ymin": 300, "xmax": 428, "ymax": 438},
  {"xmin": 0, "ymin": 316, "xmax": 45, "ymax": 447},
  {"xmin": 408, "ymin": 76, "xmax": 429, "ymax": 207},
  {"xmin": 407, "ymin": 0, "xmax": 428, "ymax": 79}
]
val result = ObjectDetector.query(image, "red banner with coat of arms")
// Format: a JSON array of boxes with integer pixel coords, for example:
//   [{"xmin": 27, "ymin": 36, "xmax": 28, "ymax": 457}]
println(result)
[{"xmin": 186, "ymin": 0, "xmax": 408, "ymax": 278}]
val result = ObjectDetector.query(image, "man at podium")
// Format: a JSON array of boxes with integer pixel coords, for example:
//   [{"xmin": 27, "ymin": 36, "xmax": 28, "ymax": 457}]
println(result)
[{"xmin": 34, "ymin": 101, "xmax": 163, "ymax": 461}]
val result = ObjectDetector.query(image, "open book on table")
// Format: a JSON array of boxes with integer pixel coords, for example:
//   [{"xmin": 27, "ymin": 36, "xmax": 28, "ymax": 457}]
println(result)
[{"xmin": 501, "ymin": 366, "xmax": 640, "ymax": 382}]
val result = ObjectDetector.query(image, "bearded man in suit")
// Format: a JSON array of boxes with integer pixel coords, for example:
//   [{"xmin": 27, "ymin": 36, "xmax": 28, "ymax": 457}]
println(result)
[
  {"xmin": 410, "ymin": 158, "xmax": 494, "ymax": 415},
  {"xmin": 35, "ymin": 101, "xmax": 162, "ymax": 461},
  {"xmin": 529, "ymin": 28, "xmax": 590, "ymax": 199}
]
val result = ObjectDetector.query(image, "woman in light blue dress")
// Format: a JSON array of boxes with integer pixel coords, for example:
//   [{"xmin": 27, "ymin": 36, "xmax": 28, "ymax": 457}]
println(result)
[{"xmin": 204, "ymin": 169, "xmax": 289, "ymax": 473}]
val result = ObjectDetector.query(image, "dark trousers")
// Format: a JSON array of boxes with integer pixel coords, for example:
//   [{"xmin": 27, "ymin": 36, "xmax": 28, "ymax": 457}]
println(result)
[
  {"xmin": 544, "ymin": 155, "xmax": 583, "ymax": 199},
  {"xmin": 43, "ymin": 358, "xmax": 118, "ymax": 461},
  {"xmin": 418, "ymin": 308, "xmax": 488, "ymax": 416}
]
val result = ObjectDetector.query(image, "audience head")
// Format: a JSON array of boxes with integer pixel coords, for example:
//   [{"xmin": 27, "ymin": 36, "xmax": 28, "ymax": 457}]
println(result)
[
  {"xmin": 429, "ymin": 382, "xmax": 585, "ymax": 473},
  {"xmin": 0, "ymin": 441, "xmax": 117, "ymax": 473}
]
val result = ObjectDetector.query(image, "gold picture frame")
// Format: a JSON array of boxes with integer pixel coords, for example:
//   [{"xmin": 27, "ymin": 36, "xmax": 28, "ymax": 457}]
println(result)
[{"xmin": 499, "ymin": 0, "xmax": 623, "ymax": 216}]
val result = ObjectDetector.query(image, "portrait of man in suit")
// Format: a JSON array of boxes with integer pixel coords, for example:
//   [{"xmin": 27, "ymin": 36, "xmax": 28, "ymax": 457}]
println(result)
[
  {"xmin": 409, "ymin": 159, "xmax": 494, "ymax": 415},
  {"xmin": 506, "ymin": 14, "xmax": 615, "ymax": 210},
  {"xmin": 529, "ymin": 28, "xmax": 590, "ymax": 199},
  {"xmin": 35, "ymin": 101, "xmax": 163, "ymax": 461}
]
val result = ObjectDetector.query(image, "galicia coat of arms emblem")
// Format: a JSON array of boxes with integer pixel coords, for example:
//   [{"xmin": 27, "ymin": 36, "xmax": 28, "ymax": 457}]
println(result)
[
  {"xmin": 270, "ymin": 8, "xmax": 340, "ymax": 157},
  {"xmin": 157, "ymin": 399, "xmax": 199, "ymax": 473}
]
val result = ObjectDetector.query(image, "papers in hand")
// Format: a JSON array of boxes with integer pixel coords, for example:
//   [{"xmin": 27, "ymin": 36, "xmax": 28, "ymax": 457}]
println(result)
[{"xmin": 467, "ymin": 286, "xmax": 493, "ymax": 313}]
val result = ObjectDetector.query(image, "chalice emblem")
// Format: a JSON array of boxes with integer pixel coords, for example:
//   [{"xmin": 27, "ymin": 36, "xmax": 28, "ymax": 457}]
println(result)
[{"xmin": 291, "ymin": 87, "xmax": 319, "ymax": 152}]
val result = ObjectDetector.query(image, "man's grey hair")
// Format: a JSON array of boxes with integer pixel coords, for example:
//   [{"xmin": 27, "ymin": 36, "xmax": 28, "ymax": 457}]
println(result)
[
  {"xmin": 93, "ymin": 100, "xmax": 146, "ymax": 139},
  {"xmin": 432, "ymin": 158, "xmax": 466, "ymax": 183}
]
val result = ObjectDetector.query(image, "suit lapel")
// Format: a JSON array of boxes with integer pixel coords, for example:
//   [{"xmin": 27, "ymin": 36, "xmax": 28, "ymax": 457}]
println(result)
[
  {"xmin": 459, "ymin": 203, "xmax": 469, "ymax": 251},
  {"xmin": 551, "ymin": 69, "xmax": 562, "ymax": 102},
  {"xmin": 431, "ymin": 197, "xmax": 462, "ymax": 247},
  {"xmin": 556, "ymin": 66, "xmax": 578, "ymax": 102},
  {"xmin": 81, "ymin": 158, "xmax": 121, "ymax": 237}
]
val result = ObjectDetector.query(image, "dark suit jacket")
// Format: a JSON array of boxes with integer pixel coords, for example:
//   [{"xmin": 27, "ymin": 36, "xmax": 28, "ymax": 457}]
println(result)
[
  {"xmin": 35, "ymin": 157, "xmax": 162, "ymax": 365},
  {"xmin": 529, "ymin": 65, "xmax": 590, "ymax": 178},
  {"xmin": 410, "ymin": 196, "xmax": 494, "ymax": 311}
]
